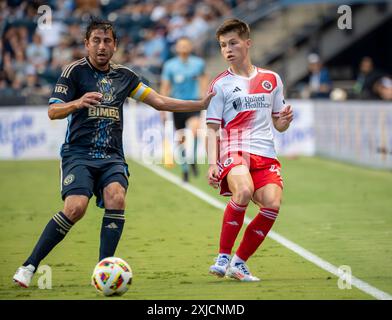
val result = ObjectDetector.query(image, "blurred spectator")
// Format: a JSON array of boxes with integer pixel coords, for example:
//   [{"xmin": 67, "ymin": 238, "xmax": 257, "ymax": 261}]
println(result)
[
  {"xmin": 303, "ymin": 53, "xmax": 332, "ymax": 99},
  {"xmin": 374, "ymin": 76, "xmax": 392, "ymax": 101},
  {"xmin": 74, "ymin": 0, "xmax": 101, "ymax": 19},
  {"xmin": 3, "ymin": 27, "xmax": 23, "ymax": 58},
  {"xmin": 67, "ymin": 22, "xmax": 84, "ymax": 47},
  {"xmin": 352, "ymin": 56, "xmax": 384, "ymax": 100},
  {"xmin": 150, "ymin": 3, "xmax": 168, "ymax": 22},
  {"xmin": 51, "ymin": 37, "xmax": 73, "ymax": 71},
  {"xmin": 3, "ymin": 49, "xmax": 29, "ymax": 86},
  {"xmin": 0, "ymin": 71, "xmax": 14, "ymax": 96},
  {"xmin": 21, "ymin": 65, "xmax": 51, "ymax": 98},
  {"xmin": 166, "ymin": 1, "xmax": 189, "ymax": 45},
  {"xmin": 182, "ymin": 6, "xmax": 211, "ymax": 42},
  {"xmin": 204, "ymin": 0, "xmax": 232, "ymax": 18},
  {"xmin": 16, "ymin": 26, "xmax": 29, "ymax": 49},
  {"xmin": 36, "ymin": 19, "xmax": 67, "ymax": 50},
  {"xmin": 0, "ymin": 38, "xmax": 3, "ymax": 67},
  {"xmin": 53, "ymin": 0, "xmax": 74, "ymax": 19},
  {"xmin": 26, "ymin": 33, "xmax": 50, "ymax": 73},
  {"xmin": 140, "ymin": 27, "xmax": 169, "ymax": 72}
]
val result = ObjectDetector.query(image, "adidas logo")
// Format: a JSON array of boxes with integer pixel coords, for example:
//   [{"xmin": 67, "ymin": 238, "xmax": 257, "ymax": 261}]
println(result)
[
  {"xmin": 232, "ymin": 87, "xmax": 241, "ymax": 93},
  {"xmin": 105, "ymin": 222, "xmax": 119, "ymax": 229},
  {"xmin": 56, "ymin": 228, "xmax": 66, "ymax": 235},
  {"xmin": 227, "ymin": 221, "xmax": 239, "ymax": 226},
  {"xmin": 254, "ymin": 230, "xmax": 265, "ymax": 237}
]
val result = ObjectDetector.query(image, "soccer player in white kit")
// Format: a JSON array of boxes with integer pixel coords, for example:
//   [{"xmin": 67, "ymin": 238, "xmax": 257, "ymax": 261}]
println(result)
[{"xmin": 206, "ymin": 19, "xmax": 293, "ymax": 281}]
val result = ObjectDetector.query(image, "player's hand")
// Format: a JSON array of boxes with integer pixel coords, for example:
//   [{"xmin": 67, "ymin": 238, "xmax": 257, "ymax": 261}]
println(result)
[
  {"xmin": 76, "ymin": 92, "xmax": 103, "ymax": 109},
  {"xmin": 207, "ymin": 164, "xmax": 220, "ymax": 189},
  {"xmin": 278, "ymin": 105, "xmax": 294, "ymax": 125},
  {"xmin": 201, "ymin": 91, "xmax": 216, "ymax": 109}
]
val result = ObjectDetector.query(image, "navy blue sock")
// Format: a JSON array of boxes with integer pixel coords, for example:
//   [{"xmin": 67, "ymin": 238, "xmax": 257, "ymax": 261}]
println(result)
[
  {"xmin": 178, "ymin": 144, "xmax": 189, "ymax": 174},
  {"xmin": 193, "ymin": 136, "xmax": 198, "ymax": 162},
  {"xmin": 24, "ymin": 211, "xmax": 74, "ymax": 269},
  {"xmin": 99, "ymin": 209, "xmax": 125, "ymax": 261}
]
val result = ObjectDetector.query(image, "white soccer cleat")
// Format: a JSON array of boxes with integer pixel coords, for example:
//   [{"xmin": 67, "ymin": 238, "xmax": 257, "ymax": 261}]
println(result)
[
  {"xmin": 209, "ymin": 254, "xmax": 231, "ymax": 278},
  {"xmin": 225, "ymin": 262, "xmax": 260, "ymax": 282},
  {"xmin": 13, "ymin": 265, "xmax": 35, "ymax": 288}
]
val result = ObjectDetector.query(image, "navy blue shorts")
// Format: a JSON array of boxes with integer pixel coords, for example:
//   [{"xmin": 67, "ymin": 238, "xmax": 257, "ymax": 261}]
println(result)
[
  {"xmin": 173, "ymin": 111, "xmax": 200, "ymax": 130},
  {"xmin": 60, "ymin": 159, "xmax": 130, "ymax": 208}
]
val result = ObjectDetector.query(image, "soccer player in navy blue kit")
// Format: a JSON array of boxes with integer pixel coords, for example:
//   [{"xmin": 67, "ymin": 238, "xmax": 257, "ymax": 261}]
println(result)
[{"xmin": 13, "ymin": 18, "xmax": 213, "ymax": 288}]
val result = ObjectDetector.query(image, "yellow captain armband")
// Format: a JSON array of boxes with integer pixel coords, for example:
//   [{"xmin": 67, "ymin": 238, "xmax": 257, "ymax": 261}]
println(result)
[{"xmin": 129, "ymin": 82, "xmax": 152, "ymax": 102}]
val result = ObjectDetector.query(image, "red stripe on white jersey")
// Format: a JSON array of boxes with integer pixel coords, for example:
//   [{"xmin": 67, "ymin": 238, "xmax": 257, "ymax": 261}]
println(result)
[
  {"xmin": 206, "ymin": 117, "xmax": 222, "ymax": 122},
  {"xmin": 208, "ymin": 70, "xmax": 230, "ymax": 93},
  {"xmin": 224, "ymin": 110, "xmax": 256, "ymax": 130}
]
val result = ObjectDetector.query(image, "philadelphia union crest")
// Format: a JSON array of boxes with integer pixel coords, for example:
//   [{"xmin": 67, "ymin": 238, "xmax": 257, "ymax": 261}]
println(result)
[
  {"xmin": 98, "ymin": 77, "xmax": 116, "ymax": 103},
  {"xmin": 63, "ymin": 174, "xmax": 75, "ymax": 186}
]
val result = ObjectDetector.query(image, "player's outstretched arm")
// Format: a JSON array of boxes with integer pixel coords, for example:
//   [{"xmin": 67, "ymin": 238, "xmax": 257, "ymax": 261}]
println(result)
[
  {"xmin": 273, "ymin": 105, "xmax": 294, "ymax": 132},
  {"xmin": 142, "ymin": 88, "xmax": 215, "ymax": 112},
  {"xmin": 158, "ymin": 79, "xmax": 171, "ymax": 122},
  {"xmin": 48, "ymin": 92, "xmax": 102, "ymax": 120}
]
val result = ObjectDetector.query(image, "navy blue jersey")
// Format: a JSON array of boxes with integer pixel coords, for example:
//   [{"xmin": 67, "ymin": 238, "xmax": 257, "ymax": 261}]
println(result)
[{"xmin": 49, "ymin": 57, "xmax": 151, "ymax": 161}]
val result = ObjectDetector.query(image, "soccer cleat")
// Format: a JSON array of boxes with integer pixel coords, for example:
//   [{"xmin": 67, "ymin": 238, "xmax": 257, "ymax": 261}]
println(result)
[
  {"xmin": 209, "ymin": 254, "xmax": 231, "ymax": 278},
  {"xmin": 225, "ymin": 262, "xmax": 260, "ymax": 282},
  {"xmin": 13, "ymin": 264, "xmax": 35, "ymax": 288}
]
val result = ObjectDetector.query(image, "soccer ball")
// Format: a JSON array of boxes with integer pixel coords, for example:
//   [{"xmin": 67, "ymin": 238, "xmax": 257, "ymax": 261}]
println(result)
[{"xmin": 91, "ymin": 257, "xmax": 132, "ymax": 296}]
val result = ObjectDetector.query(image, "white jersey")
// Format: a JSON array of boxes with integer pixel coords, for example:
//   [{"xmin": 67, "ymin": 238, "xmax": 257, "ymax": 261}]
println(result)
[{"xmin": 206, "ymin": 67, "xmax": 286, "ymax": 159}]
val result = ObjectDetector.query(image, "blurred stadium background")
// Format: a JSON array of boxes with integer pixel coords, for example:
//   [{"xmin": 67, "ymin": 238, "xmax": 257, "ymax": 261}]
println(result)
[{"xmin": 0, "ymin": 0, "xmax": 391, "ymax": 300}]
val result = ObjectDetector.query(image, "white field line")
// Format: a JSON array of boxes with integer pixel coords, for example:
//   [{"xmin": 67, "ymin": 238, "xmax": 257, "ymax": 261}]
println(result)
[{"xmin": 135, "ymin": 160, "xmax": 392, "ymax": 300}]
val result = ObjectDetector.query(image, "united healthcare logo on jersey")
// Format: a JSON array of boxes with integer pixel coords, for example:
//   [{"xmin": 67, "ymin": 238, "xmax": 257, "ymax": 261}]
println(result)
[{"xmin": 232, "ymin": 95, "xmax": 271, "ymax": 111}]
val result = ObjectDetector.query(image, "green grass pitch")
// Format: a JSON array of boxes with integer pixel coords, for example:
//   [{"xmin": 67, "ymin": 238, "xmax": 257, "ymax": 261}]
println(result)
[{"xmin": 0, "ymin": 157, "xmax": 391, "ymax": 299}]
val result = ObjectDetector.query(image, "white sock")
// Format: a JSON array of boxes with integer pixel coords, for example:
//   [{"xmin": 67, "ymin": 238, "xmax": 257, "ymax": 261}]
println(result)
[
  {"xmin": 25, "ymin": 264, "xmax": 36, "ymax": 272},
  {"xmin": 218, "ymin": 253, "xmax": 231, "ymax": 259},
  {"xmin": 230, "ymin": 254, "xmax": 245, "ymax": 266}
]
